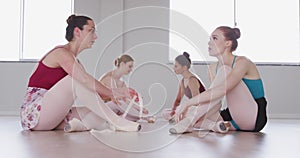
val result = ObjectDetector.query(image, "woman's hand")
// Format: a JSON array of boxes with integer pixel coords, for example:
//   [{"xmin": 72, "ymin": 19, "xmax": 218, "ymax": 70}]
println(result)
[
  {"xmin": 142, "ymin": 107, "xmax": 149, "ymax": 114},
  {"xmin": 133, "ymin": 105, "xmax": 149, "ymax": 114},
  {"xmin": 174, "ymin": 103, "xmax": 191, "ymax": 123},
  {"xmin": 170, "ymin": 110, "xmax": 176, "ymax": 117},
  {"xmin": 111, "ymin": 87, "xmax": 128, "ymax": 105}
]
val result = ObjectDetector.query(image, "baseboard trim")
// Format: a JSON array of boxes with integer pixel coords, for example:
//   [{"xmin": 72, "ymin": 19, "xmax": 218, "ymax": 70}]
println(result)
[
  {"xmin": 268, "ymin": 114, "xmax": 300, "ymax": 119},
  {"xmin": 0, "ymin": 111, "xmax": 19, "ymax": 116}
]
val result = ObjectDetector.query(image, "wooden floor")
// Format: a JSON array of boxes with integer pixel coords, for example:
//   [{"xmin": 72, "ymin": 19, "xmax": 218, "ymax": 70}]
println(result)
[{"xmin": 1, "ymin": 116, "xmax": 300, "ymax": 158}]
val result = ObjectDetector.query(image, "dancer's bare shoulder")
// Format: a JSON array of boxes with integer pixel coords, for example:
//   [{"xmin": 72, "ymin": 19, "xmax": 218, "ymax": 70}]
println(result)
[
  {"xmin": 235, "ymin": 56, "xmax": 260, "ymax": 79},
  {"xmin": 99, "ymin": 71, "xmax": 113, "ymax": 87}
]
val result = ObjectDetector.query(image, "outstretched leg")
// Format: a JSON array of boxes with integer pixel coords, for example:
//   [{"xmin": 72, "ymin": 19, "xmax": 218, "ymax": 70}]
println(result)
[
  {"xmin": 72, "ymin": 77, "xmax": 141, "ymax": 132},
  {"xmin": 61, "ymin": 107, "xmax": 108, "ymax": 132},
  {"xmin": 106, "ymin": 99, "xmax": 153, "ymax": 123},
  {"xmin": 33, "ymin": 76, "xmax": 140, "ymax": 132}
]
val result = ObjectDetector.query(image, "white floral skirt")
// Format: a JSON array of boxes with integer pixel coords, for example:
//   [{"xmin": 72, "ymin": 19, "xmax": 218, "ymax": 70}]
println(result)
[{"xmin": 20, "ymin": 87, "xmax": 47, "ymax": 130}]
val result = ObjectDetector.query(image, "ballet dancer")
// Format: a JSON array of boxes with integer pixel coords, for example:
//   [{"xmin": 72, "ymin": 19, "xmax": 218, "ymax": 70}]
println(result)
[
  {"xmin": 161, "ymin": 52, "xmax": 205, "ymax": 122},
  {"xmin": 99, "ymin": 54, "xmax": 154, "ymax": 123},
  {"xmin": 169, "ymin": 26, "xmax": 267, "ymax": 134},
  {"xmin": 20, "ymin": 14, "xmax": 141, "ymax": 132}
]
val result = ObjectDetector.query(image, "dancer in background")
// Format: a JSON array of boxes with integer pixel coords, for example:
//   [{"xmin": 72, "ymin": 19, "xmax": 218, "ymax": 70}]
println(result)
[
  {"xmin": 99, "ymin": 54, "xmax": 154, "ymax": 123},
  {"xmin": 162, "ymin": 52, "xmax": 205, "ymax": 122},
  {"xmin": 162, "ymin": 52, "xmax": 227, "ymax": 133},
  {"xmin": 20, "ymin": 14, "xmax": 141, "ymax": 132},
  {"xmin": 169, "ymin": 26, "xmax": 267, "ymax": 134}
]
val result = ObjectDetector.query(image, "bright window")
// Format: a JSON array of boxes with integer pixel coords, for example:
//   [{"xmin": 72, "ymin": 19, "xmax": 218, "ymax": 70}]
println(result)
[
  {"xmin": 0, "ymin": 0, "xmax": 73, "ymax": 61},
  {"xmin": 236, "ymin": 0, "xmax": 299, "ymax": 63},
  {"xmin": 0, "ymin": 0, "xmax": 21, "ymax": 61},
  {"xmin": 170, "ymin": 0, "xmax": 300, "ymax": 63}
]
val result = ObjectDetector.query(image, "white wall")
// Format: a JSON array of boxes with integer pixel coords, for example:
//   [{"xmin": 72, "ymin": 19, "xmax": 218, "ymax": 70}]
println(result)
[
  {"xmin": 0, "ymin": 0, "xmax": 299, "ymax": 118},
  {"xmin": 0, "ymin": 62, "xmax": 34, "ymax": 115}
]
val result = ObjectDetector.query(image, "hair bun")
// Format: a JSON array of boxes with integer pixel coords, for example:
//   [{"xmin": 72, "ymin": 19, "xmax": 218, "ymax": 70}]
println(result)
[
  {"xmin": 232, "ymin": 28, "xmax": 241, "ymax": 39},
  {"xmin": 183, "ymin": 52, "xmax": 190, "ymax": 58},
  {"xmin": 114, "ymin": 58, "xmax": 120, "ymax": 66},
  {"xmin": 66, "ymin": 14, "xmax": 76, "ymax": 25}
]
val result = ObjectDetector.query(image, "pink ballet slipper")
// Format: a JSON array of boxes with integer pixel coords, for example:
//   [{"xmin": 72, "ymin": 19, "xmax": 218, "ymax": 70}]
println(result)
[
  {"xmin": 107, "ymin": 120, "xmax": 141, "ymax": 132},
  {"xmin": 212, "ymin": 121, "xmax": 230, "ymax": 133},
  {"xmin": 169, "ymin": 118, "xmax": 193, "ymax": 134},
  {"xmin": 141, "ymin": 116, "xmax": 156, "ymax": 123},
  {"xmin": 199, "ymin": 120, "xmax": 230, "ymax": 134},
  {"xmin": 64, "ymin": 118, "xmax": 89, "ymax": 133}
]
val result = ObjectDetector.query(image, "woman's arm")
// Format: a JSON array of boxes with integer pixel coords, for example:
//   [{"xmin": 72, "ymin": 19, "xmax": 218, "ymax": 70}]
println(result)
[
  {"xmin": 55, "ymin": 49, "xmax": 114, "ymax": 98},
  {"xmin": 188, "ymin": 77, "xmax": 201, "ymax": 97},
  {"xmin": 170, "ymin": 83, "xmax": 184, "ymax": 115},
  {"xmin": 184, "ymin": 57, "xmax": 250, "ymax": 108}
]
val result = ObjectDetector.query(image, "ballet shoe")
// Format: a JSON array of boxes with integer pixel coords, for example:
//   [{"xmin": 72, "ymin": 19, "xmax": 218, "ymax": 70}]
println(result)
[
  {"xmin": 112, "ymin": 124, "xmax": 141, "ymax": 132},
  {"xmin": 141, "ymin": 116, "xmax": 156, "ymax": 123},
  {"xmin": 168, "ymin": 117, "xmax": 176, "ymax": 124},
  {"xmin": 211, "ymin": 121, "xmax": 230, "ymax": 134},
  {"xmin": 146, "ymin": 116, "xmax": 156, "ymax": 123},
  {"xmin": 138, "ymin": 124, "xmax": 142, "ymax": 131},
  {"xmin": 169, "ymin": 118, "xmax": 193, "ymax": 134},
  {"xmin": 169, "ymin": 126, "xmax": 193, "ymax": 134},
  {"xmin": 107, "ymin": 121, "xmax": 141, "ymax": 132},
  {"xmin": 197, "ymin": 120, "xmax": 230, "ymax": 134},
  {"xmin": 64, "ymin": 118, "xmax": 88, "ymax": 133},
  {"xmin": 161, "ymin": 111, "xmax": 173, "ymax": 121}
]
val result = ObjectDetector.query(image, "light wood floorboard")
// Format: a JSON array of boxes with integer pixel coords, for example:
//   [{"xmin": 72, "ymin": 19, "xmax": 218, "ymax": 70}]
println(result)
[{"xmin": 1, "ymin": 117, "xmax": 300, "ymax": 158}]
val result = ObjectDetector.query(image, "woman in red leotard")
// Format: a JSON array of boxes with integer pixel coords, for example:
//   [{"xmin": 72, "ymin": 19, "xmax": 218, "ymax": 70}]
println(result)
[{"xmin": 20, "ymin": 14, "xmax": 141, "ymax": 132}]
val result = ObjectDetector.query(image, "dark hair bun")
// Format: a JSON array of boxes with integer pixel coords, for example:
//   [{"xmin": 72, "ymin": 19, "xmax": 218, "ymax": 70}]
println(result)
[
  {"xmin": 233, "ymin": 28, "xmax": 241, "ymax": 39},
  {"xmin": 183, "ymin": 52, "xmax": 190, "ymax": 59},
  {"xmin": 66, "ymin": 14, "xmax": 76, "ymax": 25}
]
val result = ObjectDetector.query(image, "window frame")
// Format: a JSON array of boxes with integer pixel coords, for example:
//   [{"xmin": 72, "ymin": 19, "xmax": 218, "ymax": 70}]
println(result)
[
  {"xmin": 169, "ymin": 0, "xmax": 300, "ymax": 65},
  {"xmin": 0, "ymin": 0, "xmax": 74, "ymax": 62}
]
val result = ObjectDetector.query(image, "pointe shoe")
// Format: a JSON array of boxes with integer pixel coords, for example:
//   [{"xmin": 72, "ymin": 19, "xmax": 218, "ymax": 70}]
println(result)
[
  {"xmin": 168, "ymin": 117, "xmax": 176, "ymax": 124},
  {"xmin": 161, "ymin": 110, "xmax": 173, "ymax": 121},
  {"xmin": 169, "ymin": 118, "xmax": 193, "ymax": 134},
  {"xmin": 107, "ymin": 121, "xmax": 141, "ymax": 132},
  {"xmin": 141, "ymin": 116, "xmax": 156, "ymax": 123},
  {"xmin": 211, "ymin": 121, "xmax": 230, "ymax": 134},
  {"xmin": 199, "ymin": 120, "xmax": 230, "ymax": 134},
  {"xmin": 64, "ymin": 118, "xmax": 88, "ymax": 133},
  {"xmin": 160, "ymin": 110, "xmax": 175, "ymax": 124}
]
